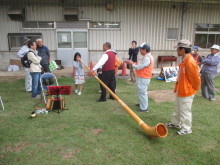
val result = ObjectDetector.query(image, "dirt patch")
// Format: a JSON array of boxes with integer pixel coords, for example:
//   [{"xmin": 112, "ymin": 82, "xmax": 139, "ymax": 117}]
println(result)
[
  {"xmin": 55, "ymin": 147, "xmax": 80, "ymax": 159},
  {"xmin": 3, "ymin": 142, "xmax": 31, "ymax": 153},
  {"xmin": 63, "ymin": 152, "xmax": 75, "ymax": 159},
  {"xmin": 216, "ymin": 88, "xmax": 220, "ymax": 92},
  {"xmin": 216, "ymin": 99, "xmax": 220, "ymax": 104},
  {"xmin": 148, "ymin": 90, "xmax": 175, "ymax": 103},
  {"xmin": 91, "ymin": 129, "xmax": 103, "ymax": 135}
]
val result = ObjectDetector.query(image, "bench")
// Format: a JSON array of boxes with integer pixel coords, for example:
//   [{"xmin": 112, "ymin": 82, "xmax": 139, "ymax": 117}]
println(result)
[
  {"xmin": 10, "ymin": 59, "xmax": 23, "ymax": 67},
  {"xmin": 157, "ymin": 56, "xmax": 177, "ymax": 68}
]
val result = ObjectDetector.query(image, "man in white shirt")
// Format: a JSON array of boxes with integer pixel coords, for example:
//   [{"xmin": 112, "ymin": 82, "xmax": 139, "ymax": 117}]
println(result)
[
  {"xmin": 17, "ymin": 38, "xmax": 32, "ymax": 92},
  {"xmin": 91, "ymin": 42, "xmax": 116, "ymax": 102}
]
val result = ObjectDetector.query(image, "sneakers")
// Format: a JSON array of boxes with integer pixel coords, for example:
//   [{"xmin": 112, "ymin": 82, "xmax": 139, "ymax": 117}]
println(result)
[
  {"xmin": 138, "ymin": 109, "xmax": 149, "ymax": 112},
  {"xmin": 165, "ymin": 123, "xmax": 181, "ymax": 129},
  {"xmin": 177, "ymin": 130, "xmax": 192, "ymax": 135},
  {"xmin": 209, "ymin": 97, "xmax": 216, "ymax": 101},
  {"xmin": 78, "ymin": 91, "xmax": 81, "ymax": 96},
  {"xmin": 75, "ymin": 89, "xmax": 78, "ymax": 94}
]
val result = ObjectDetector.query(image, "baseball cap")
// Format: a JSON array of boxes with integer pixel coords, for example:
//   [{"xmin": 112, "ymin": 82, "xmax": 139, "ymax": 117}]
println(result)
[
  {"xmin": 139, "ymin": 43, "xmax": 151, "ymax": 51},
  {"xmin": 193, "ymin": 46, "xmax": 199, "ymax": 50},
  {"xmin": 23, "ymin": 38, "xmax": 30, "ymax": 44},
  {"xmin": 174, "ymin": 39, "xmax": 192, "ymax": 48},
  {"xmin": 210, "ymin": 44, "xmax": 220, "ymax": 50}
]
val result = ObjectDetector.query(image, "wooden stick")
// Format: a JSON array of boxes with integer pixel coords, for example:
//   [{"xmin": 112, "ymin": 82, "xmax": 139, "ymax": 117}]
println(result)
[{"xmin": 80, "ymin": 59, "xmax": 168, "ymax": 138}]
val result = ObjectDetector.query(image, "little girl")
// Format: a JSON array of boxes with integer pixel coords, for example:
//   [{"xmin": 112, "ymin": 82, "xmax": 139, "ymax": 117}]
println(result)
[{"xmin": 73, "ymin": 52, "xmax": 85, "ymax": 96}]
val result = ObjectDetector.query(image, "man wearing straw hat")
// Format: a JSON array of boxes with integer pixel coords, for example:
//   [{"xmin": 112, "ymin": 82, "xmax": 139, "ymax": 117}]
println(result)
[
  {"xmin": 17, "ymin": 38, "xmax": 32, "ymax": 92},
  {"xmin": 125, "ymin": 43, "xmax": 154, "ymax": 112},
  {"xmin": 166, "ymin": 39, "xmax": 201, "ymax": 135}
]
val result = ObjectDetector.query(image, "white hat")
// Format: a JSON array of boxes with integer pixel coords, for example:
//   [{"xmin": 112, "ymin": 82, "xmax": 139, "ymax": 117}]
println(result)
[{"xmin": 210, "ymin": 45, "xmax": 220, "ymax": 50}]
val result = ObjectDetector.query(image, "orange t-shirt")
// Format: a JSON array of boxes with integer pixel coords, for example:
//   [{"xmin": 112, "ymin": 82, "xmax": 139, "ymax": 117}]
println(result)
[{"xmin": 174, "ymin": 54, "xmax": 201, "ymax": 97}]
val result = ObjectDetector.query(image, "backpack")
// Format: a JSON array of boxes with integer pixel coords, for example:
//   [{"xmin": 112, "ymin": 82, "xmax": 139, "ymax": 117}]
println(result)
[{"xmin": 21, "ymin": 51, "xmax": 34, "ymax": 68}]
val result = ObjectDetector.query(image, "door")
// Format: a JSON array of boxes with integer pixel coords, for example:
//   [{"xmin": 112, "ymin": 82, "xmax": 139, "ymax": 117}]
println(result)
[{"xmin": 57, "ymin": 29, "xmax": 88, "ymax": 67}]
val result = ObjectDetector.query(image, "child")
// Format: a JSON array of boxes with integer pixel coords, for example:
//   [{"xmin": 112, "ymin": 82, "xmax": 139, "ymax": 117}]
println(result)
[{"xmin": 73, "ymin": 52, "xmax": 85, "ymax": 96}]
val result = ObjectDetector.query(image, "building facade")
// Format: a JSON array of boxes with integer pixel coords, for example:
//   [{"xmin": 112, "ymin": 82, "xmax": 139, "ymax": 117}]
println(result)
[{"xmin": 0, "ymin": 0, "xmax": 220, "ymax": 70}]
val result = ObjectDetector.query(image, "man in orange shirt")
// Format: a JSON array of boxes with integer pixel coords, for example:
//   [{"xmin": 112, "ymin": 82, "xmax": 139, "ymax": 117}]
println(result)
[
  {"xmin": 191, "ymin": 46, "xmax": 202, "ymax": 65},
  {"xmin": 125, "ymin": 43, "xmax": 154, "ymax": 112},
  {"xmin": 166, "ymin": 39, "xmax": 201, "ymax": 135}
]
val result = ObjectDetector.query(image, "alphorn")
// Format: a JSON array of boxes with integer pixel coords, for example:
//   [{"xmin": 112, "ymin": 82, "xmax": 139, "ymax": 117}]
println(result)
[{"xmin": 80, "ymin": 59, "xmax": 168, "ymax": 138}]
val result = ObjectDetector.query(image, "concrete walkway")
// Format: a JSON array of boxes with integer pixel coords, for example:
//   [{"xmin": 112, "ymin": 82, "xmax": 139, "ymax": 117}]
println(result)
[{"xmin": 0, "ymin": 66, "xmax": 219, "ymax": 80}]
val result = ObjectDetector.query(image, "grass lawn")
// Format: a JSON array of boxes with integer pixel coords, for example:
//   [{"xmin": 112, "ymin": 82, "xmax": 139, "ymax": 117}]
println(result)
[{"xmin": 0, "ymin": 76, "xmax": 220, "ymax": 165}]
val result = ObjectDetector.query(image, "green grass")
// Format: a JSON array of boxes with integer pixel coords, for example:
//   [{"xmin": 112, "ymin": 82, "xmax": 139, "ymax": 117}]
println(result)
[{"xmin": 0, "ymin": 76, "xmax": 220, "ymax": 165}]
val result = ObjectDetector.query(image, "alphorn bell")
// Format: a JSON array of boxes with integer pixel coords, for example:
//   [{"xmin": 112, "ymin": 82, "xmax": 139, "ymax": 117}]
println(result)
[{"xmin": 80, "ymin": 59, "xmax": 168, "ymax": 138}]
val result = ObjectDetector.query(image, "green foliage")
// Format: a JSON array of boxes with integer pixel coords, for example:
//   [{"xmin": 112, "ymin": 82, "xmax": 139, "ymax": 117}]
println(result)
[{"xmin": 0, "ymin": 77, "xmax": 219, "ymax": 165}]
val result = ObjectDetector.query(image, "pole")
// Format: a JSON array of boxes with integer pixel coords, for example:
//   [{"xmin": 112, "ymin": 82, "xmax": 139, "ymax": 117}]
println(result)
[{"xmin": 80, "ymin": 59, "xmax": 168, "ymax": 138}]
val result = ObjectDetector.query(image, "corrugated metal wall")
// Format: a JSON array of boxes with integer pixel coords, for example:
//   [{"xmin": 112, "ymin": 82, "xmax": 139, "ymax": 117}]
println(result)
[
  {"xmin": 0, "ymin": 0, "xmax": 220, "ymax": 51},
  {"xmin": 85, "ymin": 0, "xmax": 183, "ymax": 51}
]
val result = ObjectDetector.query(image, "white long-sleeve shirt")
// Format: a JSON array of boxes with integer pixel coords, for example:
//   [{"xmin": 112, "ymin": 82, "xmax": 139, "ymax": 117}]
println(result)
[
  {"xmin": 92, "ymin": 50, "xmax": 113, "ymax": 71},
  {"xmin": 132, "ymin": 52, "xmax": 151, "ymax": 70},
  {"xmin": 17, "ymin": 45, "xmax": 29, "ymax": 58}
]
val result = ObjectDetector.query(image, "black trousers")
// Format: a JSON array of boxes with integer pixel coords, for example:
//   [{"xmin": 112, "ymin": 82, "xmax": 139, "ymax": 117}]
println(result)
[
  {"xmin": 99, "ymin": 70, "xmax": 115, "ymax": 101},
  {"xmin": 41, "ymin": 64, "xmax": 53, "ymax": 85}
]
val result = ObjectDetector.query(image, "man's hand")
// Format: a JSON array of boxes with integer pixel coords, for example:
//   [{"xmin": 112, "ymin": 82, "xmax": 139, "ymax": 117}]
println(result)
[{"xmin": 125, "ymin": 60, "xmax": 133, "ymax": 65}]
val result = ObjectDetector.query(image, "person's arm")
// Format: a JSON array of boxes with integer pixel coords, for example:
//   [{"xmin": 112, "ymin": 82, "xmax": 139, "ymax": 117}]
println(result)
[
  {"xmin": 46, "ymin": 47, "xmax": 50, "ymax": 62},
  {"xmin": 17, "ymin": 46, "xmax": 29, "ymax": 58},
  {"xmin": 132, "ymin": 56, "xmax": 150, "ymax": 70},
  {"xmin": 128, "ymin": 48, "xmax": 132, "ymax": 60},
  {"xmin": 92, "ymin": 54, "xmax": 108, "ymax": 71},
  {"xmin": 198, "ymin": 55, "xmax": 203, "ymax": 63},
  {"xmin": 133, "ymin": 47, "xmax": 139, "ymax": 56},
  {"xmin": 201, "ymin": 55, "xmax": 220, "ymax": 66},
  {"xmin": 28, "ymin": 52, "xmax": 41, "ymax": 65},
  {"xmin": 186, "ymin": 60, "xmax": 201, "ymax": 91}
]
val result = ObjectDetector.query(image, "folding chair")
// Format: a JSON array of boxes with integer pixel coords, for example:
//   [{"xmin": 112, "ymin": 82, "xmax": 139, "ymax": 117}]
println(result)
[
  {"xmin": 40, "ymin": 72, "xmax": 72, "ymax": 113},
  {"xmin": 40, "ymin": 72, "xmax": 58, "ymax": 104},
  {"xmin": 0, "ymin": 96, "xmax": 4, "ymax": 112}
]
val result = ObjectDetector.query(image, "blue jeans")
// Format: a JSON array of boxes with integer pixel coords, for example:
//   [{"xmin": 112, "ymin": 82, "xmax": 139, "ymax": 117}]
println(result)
[{"xmin": 30, "ymin": 72, "xmax": 41, "ymax": 98}]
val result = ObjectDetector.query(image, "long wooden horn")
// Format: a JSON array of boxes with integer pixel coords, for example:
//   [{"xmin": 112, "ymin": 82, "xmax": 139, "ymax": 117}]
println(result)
[{"xmin": 80, "ymin": 60, "xmax": 168, "ymax": 138}]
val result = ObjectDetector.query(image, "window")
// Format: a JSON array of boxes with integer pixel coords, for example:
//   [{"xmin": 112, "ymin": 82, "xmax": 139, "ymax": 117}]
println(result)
[
  {"xmin": 22, "ymin": 21, "xmax": 55, "ymax": 29},
  {"xmin": 89, "ymin": 22, "xmax": 120, "ymax": 29},
  {"xmin": 167, "ymin": 28, "xmax": 178, "ymax": 40},
  {"xmin": 73, "ymin": 32, "xmax": 87, "ymax": 48},
  {"xmin": 194, "ymin": 24, "xmax": 220, "ymax": 48},
  {"xmin": 8, "ymin": 33, "xmax": 42, "ymax": 50},
  {"xmin": 57, "ymin": 32, "xmax": 72, "ymax": 48}
]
